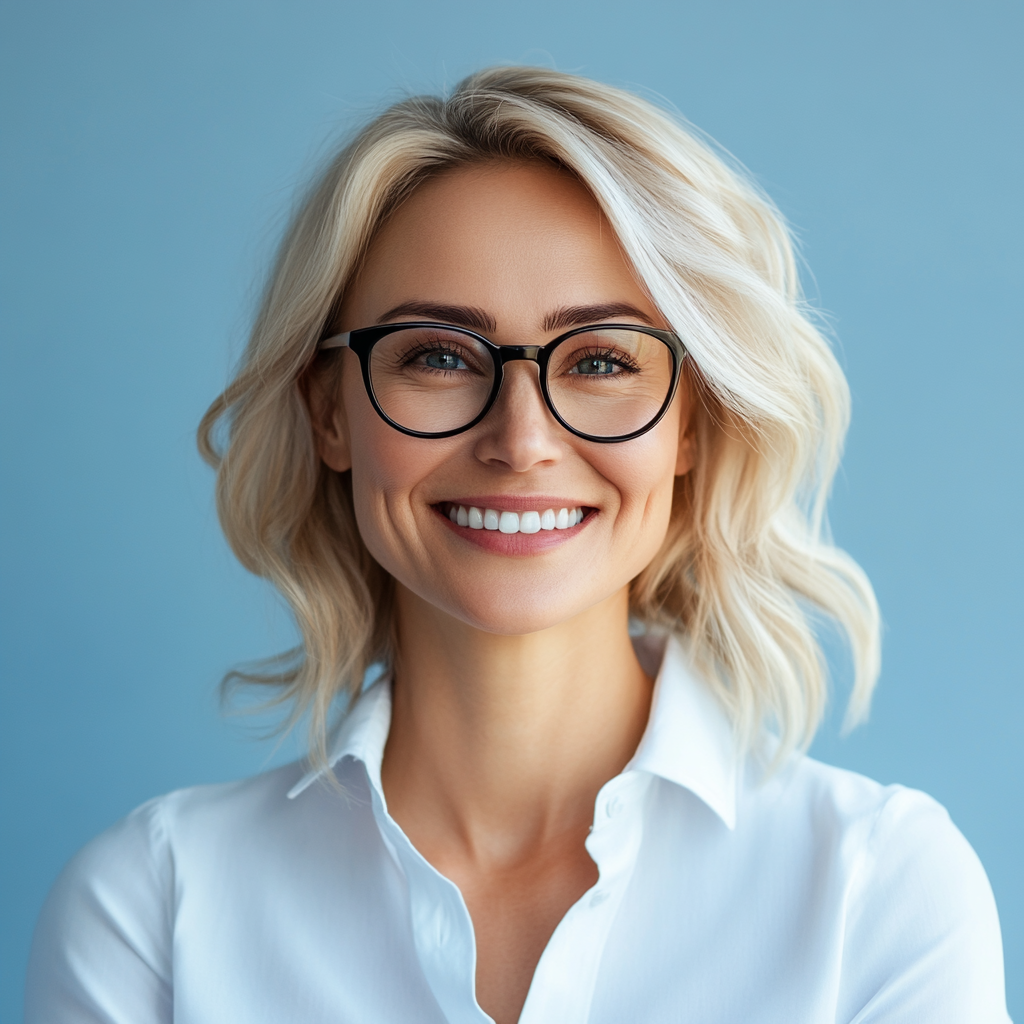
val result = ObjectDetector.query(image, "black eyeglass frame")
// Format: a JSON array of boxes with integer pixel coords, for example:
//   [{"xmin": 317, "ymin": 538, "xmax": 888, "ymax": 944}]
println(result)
[{"xmin": 318, "ymin": 321, "xmax": 688, "ymax": 443}]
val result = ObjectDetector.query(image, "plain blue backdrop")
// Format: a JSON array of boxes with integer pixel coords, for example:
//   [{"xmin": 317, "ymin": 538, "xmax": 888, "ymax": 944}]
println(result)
[{"xmin": 1, "ymin": 0, "xmax": 1021, "ymax": 1018}]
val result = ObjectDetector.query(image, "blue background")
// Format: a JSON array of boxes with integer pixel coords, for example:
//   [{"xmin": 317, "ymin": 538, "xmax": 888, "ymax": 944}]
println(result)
[{"xmin": 1, "ymin": 0, "xmax": 1021, "ymax": 1018}]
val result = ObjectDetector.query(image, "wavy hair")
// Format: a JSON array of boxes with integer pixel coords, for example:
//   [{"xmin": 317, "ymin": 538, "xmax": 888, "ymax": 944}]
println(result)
[{"xmin": 198, "ymin": 66, "xmax": 880, "ymax": 769}]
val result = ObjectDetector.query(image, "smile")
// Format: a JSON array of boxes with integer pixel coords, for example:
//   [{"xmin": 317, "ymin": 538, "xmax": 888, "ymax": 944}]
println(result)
[{"xmin": 441, "ymin": 502, "xmax": 586, "ymax": 534}]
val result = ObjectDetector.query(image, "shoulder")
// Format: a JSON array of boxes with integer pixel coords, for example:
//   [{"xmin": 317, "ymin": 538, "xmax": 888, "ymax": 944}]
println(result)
[
  {"xmin": 766, "ymin": 755, "xmax": 1003, "ymax": 940},
  {"xmin": 755, "ymin": 756, "xmax": 1010, "ymax": 1021},
  {"xmin": 25, "ymin": 763, "xmax": 310, "ymax": 1024},
  {"xmin": 735, "ymin": 754, "xmax": 1000, "ymax": 922},
  {"xmin": 747, "ymin": 753, "xmax": 969, "ymax": 855},
  {"xmin": 155, "ymin": 759, "xmax": 310, "ymax": 845},
  {"xmin": 774, "ymin": 756, "xmax": 989, "ymax": 890},
  {"xmin": 41, "ymin": 760, "xmax": 311, "ymax": 902}
]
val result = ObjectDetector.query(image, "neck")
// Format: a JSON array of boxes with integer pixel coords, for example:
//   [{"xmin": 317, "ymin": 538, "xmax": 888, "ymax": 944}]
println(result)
[{"xmin": 380, "ymin": 583, "xmax": 653, "ymax": 869}]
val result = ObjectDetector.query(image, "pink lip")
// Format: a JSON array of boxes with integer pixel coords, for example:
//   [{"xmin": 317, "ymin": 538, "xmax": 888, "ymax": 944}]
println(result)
[
  {"xmin": 432, "ymin": 504, "xmax": 594, "ymax": 554},
  {"xmin": 438, "ymin": 495, "xmax": 590, "ymax": 513}
]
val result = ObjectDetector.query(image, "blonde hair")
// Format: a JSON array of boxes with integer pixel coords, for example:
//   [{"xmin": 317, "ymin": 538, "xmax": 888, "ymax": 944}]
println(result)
[{"xmin": 199, "ymin": 66, "xmax": 880, "ymax": 768}]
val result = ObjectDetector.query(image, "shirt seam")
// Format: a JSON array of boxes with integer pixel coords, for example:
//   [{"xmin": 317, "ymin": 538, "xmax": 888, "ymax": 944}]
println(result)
[{"xmin": 147, "ymin": 795, "xmax": 176, "ymax": 987}]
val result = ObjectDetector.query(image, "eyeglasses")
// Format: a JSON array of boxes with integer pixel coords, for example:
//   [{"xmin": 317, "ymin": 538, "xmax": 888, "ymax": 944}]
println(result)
[{"xmin": 318, "ymin": 321, "xmax": 687, "ymax": 442}]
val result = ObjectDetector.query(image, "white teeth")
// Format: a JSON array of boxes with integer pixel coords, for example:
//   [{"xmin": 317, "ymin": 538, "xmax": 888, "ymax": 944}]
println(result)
[
  {"xmin": 520, "ymin": 511, "xmax": 541, "ymax": 534},
  {"xmin": 450, "ymin": 504, "xmax": 585, "ymax": 534}
]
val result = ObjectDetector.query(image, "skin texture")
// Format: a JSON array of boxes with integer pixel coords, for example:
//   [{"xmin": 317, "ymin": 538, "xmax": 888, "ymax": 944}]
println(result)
[{"xmin": 312, "ymin": 161, "xmax": 695, "ymax": 1024}]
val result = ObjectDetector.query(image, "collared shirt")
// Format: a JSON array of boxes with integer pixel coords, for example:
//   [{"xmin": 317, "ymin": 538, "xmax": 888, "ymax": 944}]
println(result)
[{"xmin": 25, "ymin": 636, "xmax": 1010, "ymax": 1023}]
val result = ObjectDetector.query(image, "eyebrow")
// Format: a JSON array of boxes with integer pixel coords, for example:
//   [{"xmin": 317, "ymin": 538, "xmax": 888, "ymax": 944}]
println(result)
[
  {"xmin": 376, "ymin": 300, "xmax": 656, "ymax": 335},
  {"xmin": 542, "ymin": 303, "xmax": 656, "ymax": 331},
  {"xmin": 377, "ymin": 302, "xmax": 497, "ymax": 333}
]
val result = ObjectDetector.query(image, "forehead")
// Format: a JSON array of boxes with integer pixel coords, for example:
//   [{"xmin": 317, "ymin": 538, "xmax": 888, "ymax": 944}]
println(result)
[{"xmin": 343, "ymin": 160, "xmax": 654, "ymax": 329}]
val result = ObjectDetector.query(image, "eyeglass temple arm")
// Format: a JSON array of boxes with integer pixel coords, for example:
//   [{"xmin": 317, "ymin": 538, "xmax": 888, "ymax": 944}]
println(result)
[{"xmin": 319, "ymin": 332, "xmax": 351, "ymax": 350}]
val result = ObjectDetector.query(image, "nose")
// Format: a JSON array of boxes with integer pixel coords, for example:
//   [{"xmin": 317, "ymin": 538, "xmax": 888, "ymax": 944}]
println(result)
[{"xmin": 472, "ymin": 359, "xmax": 564, "ymax": 472}]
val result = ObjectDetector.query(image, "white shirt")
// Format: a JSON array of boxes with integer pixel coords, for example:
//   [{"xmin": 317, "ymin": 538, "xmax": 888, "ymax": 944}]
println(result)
[{"xmin": 26, "ymin": 636, "xmax": 1010, "ymax": 1023}]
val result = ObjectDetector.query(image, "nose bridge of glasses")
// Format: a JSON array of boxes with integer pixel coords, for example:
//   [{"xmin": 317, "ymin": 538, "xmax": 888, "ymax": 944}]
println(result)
[
  {"xmin": 496, "ymin": 344, "xmax": 543, "ymax": 365},
  {"xmin": 485, "ymin": 349, "xmax": 557, "ymax": 436}
]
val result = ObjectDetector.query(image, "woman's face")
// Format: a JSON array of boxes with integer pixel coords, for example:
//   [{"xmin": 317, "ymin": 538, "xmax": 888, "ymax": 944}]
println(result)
[{"xmin": 317, "ymin": 160, "xmax": 694, "ymax": 635}]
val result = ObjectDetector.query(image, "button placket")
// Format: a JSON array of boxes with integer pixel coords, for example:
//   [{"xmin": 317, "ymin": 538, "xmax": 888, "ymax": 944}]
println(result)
[
  {"xmin": 365, "ymin": 781, "xmax": 489, "ymax": 1024},
  {"xmin": 518, "ymin": 771, "xmax": 653, "ymax": 1024},
  {"xmin": 400, "ymin": 843, "xmax": 492, "ymax": 1024}
]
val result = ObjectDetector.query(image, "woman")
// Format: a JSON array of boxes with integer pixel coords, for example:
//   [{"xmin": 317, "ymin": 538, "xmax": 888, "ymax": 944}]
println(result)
[{"xmin": 26, "ymin": 67, "xmax": 1009, "ymax": 1023}]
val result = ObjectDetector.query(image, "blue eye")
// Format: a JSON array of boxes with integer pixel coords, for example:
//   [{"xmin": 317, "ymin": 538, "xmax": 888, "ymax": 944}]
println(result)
[
  {"xmin": 424, "ymin": 351, "xmax": 466, "ymax": 370},
  {"xmin": 574, "ymin": 357, "xmax": 616, "ymax": 375}
]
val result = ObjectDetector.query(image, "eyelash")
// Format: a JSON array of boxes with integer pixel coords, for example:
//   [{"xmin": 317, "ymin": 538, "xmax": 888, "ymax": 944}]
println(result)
[
  {"xmin": 402, "ymin": 339, "xmax": 476, "ymax": 365},
  {"xmin": 400, "ymin": 339, "xmax": 641, "ymax": 374},
  {"xmin": 570, "ymin": 347, "xmax": 641, "ymax": 372}
]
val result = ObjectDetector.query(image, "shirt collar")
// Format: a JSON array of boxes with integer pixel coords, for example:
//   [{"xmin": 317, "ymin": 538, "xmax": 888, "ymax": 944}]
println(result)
[
  {"xmin": 288, "ymin": 633, "xmax": 738, "ymax": 830},
  {"xmin": 628, "ymin": 633, "xmax": 738, "ymax": 830},
  {"xmin": 287, "ymin": 678, "xmax": 392, "ymax": 799}
]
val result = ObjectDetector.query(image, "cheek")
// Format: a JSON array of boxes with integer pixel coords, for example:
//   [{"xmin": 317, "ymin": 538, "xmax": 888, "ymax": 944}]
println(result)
[
  {"xmin": 598, "ymin": 406, "xmax": 681, "ymax": 523},
  {"xmin": 348, "ymin": 418, "xmax": 421, "ymax": 500},
  {"xmin": 615, "ymin": 453, "xmax": 677, "ymax": 565},
  {"xmin": 342, "ymin": 377, "xmax": 413, "ymax": 551},
  {"xmin": 572, "ymin": 432, "xmax": 679, "ymax": 593},
  {"xmin": 341, "ymin": 374, "xmax": 455, "ymax": 563}
]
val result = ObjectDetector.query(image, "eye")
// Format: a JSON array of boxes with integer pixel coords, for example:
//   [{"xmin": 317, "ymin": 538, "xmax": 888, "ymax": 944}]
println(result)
[
  {"xmin": 423, "ymin": 350, "xmax": 467, "ymax": 371},
  {"xmin": 572, "ymin": 356, "xmax": 618, "ymax": 376},
  {"xmin": 565, "ymin": 347, "xmax": 638, "ymax": 376}
]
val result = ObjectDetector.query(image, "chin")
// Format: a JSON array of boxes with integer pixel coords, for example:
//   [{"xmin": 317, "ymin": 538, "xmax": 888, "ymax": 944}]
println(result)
[
  {"xmin": 438, "ymin": 581, "xmax": 612, "ymax": 637},
  {"xmin": 460, "ymin": 608, "xmax": 576, "ymax": 637}
]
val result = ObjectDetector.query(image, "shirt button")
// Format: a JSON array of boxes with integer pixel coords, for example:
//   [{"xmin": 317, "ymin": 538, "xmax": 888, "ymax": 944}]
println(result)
[{"xmin": 590, "ymin": 889, "xmax": 609, "ymax": 908}]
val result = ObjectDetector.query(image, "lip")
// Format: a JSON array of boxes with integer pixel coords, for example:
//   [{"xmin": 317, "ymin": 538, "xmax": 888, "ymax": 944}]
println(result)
[
  {"xmin": 432, "ymin": 501, "xmax": 594, "ymax": 554},
  {"xmin": 437, "ymin": 495, "xmax": 592, "ymax": 513}
]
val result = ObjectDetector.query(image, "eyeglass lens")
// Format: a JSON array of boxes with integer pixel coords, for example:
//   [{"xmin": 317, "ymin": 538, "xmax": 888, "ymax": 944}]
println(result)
[{"xmin": 367, "ymin": 326, "xmax": 674, "ymax": 438}]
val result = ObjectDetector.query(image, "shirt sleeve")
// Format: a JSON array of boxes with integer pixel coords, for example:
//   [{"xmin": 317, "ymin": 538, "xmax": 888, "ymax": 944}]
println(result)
[
  {"xmin": 838, "ymin": 787, "xmax": 1011, "ymax": 1024},
  {"xmin": 24, "ymin": 798, "xmax": 174, "ymax": 1024}
]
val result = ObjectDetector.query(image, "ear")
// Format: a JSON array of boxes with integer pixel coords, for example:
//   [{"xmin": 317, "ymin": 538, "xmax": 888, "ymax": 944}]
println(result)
[
  {"xmin": 675, "ymin": 428, "xmax": 695, "ymax": 477},
  {"xmin": 306, "ymin": 357, "xmax": 352, "ymax": 473},
  {"xmin": 674, "ymin": 378, "xmax": 697, "ymax": 477}
]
